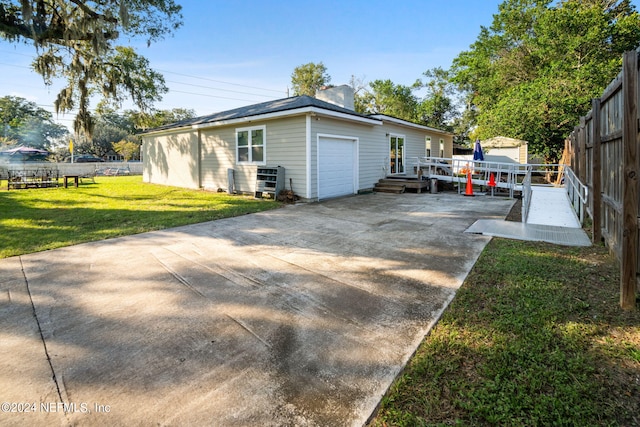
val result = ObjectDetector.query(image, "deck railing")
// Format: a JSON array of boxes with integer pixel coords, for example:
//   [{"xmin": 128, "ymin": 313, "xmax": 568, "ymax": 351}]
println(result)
[
  {"xmin": 521, "ymin": 170, "xmax": 532, "ymax": 223},
  {"xmin": 408, "ymin": 157, "xmax": 588, "ymax": 225},
  {"xmin": 409, "ymin": 156, "xmax": 530, "ymax": 198},
  {"xmin": 563, "ymin": 166, "xmax": 589, "ymax": 225}
]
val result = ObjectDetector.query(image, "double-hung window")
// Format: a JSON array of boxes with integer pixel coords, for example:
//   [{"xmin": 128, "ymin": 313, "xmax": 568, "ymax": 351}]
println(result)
[{"xmin": 236, "ymin": 125, "xmax": 266, "ymax": 164}]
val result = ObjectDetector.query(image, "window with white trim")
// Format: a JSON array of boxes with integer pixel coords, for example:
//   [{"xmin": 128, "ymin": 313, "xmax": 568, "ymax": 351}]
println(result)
[
  {"xmin": 425, "ymin": 137, "xmax": 431, "ymax": 157},
  {"xmin": 439, "ymin": 138, "xmax": 444, "ymax": 157},
  {"xmin": 236, "ymin": 125, "xmax": 266, "ymax": 164}
]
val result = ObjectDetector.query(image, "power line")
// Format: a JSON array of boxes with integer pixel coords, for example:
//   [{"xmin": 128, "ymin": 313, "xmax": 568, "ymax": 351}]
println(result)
[
  {"xmin": 0, "ymin": 49, "xmax": 33, "ymax": 58},
  {"xmin": 0, "ymin": 49, "xmax": 286, "ymax": 95},
  {"xmin": 156, "ymin": 68, "xmax": 284, "ymax": 94},
  {"xmin": 167, "ymin": 89, "xmax": 265, "ymax": 104},
  {"xmin": 1, "ymin": 62, "xmax": 287, "ymax": 121},
  {"xmin": 165, "ymin": 79, "xmax": 277, "ymax": 99},
  {"xmin": 0, "ymin": 62, "xmax": 32, "ymax": 70},
  {"xmin": 0, "ymin": 62, "xmax": 285, "ymax": 102}
]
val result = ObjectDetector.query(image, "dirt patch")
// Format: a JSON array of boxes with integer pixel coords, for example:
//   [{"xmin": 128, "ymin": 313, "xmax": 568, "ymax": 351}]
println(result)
[{"xmin": 505, "ymin": 197, "xmax": 522, "ymax": 222}]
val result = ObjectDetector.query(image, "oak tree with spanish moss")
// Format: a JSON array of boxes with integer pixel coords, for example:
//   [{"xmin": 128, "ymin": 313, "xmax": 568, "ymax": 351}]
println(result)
[{"xmin": 0, "ymin": 0, "xmax": 183, "ymax": 135}]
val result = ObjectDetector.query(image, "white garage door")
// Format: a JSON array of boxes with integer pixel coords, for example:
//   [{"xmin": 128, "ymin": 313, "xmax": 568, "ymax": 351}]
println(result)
[{"xmin": 318, "ymin": 136, "xmax": 356, "ymax": 200}]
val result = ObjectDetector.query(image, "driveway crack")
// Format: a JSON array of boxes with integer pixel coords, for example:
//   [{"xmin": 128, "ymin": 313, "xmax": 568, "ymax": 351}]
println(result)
[
  {"xmin": 225, "ymin": 314, "xmax": 272, "ymax": 348},
  {"xmin": 18, "ymin": 256, "xmax": 67, "ymax": 409},
  {"xmin": 151, "ymin": 252, "xmax": 207, "ymax": 298}
]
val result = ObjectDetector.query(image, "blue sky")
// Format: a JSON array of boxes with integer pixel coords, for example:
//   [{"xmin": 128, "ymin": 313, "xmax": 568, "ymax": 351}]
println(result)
[{"xmin": 0, "ymin": 0, "xmax": 637, "ymax": 130}]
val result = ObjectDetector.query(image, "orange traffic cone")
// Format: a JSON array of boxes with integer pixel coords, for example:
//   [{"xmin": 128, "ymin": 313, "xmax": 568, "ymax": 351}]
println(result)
[
  {"xmin": 464, "ymin": 170, "xmax": 474, "ymax": 196},
  {"xmin": 488, "ymin": 173, "xmax": 497, "ymax": 188},
  {"xmin": 487, "ymin": 173, "xmax": 497, "ymax": 197}
]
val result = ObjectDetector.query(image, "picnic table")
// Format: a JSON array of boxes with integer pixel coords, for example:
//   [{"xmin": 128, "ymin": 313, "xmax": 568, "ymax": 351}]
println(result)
[{"xmin": 63, "ymin": 174, "xmax": 80, "ymax": 188}]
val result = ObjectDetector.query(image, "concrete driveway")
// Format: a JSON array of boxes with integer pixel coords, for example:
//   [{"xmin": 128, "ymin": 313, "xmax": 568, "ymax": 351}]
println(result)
[{"xmin": 0, "ymin": 192, "xmax": 513, "ymax": 426}]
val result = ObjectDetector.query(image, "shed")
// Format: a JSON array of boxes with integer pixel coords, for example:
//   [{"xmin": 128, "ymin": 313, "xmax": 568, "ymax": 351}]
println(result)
[
  {"xmin": 141, "ymin": 86, "xmax": 453, "ymax": 201},
  {"xmin": 481, "ymin": 136, "xmax": 529, "ymax": 164}
]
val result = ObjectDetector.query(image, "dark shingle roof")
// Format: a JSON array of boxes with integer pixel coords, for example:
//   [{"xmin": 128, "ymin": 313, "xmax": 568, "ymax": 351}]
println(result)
[{"xmin": 146, "ymin": 95, "xmax": 375, "ymax": 133}]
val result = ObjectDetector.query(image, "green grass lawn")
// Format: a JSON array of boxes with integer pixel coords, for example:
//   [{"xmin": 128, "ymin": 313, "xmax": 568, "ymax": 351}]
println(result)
[
  {"xmin": 0, "ymin": 175, "xmax": 280, "ymax": 258},
  {"xmin": 371, "ymin": 239, "xmax": 640, "ymax": 426}
]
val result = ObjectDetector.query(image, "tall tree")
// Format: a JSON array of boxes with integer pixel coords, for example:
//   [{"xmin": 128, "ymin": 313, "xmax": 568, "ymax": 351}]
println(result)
[
  {"xmin": 112, "ymin": 139, "xmax": 140, "ymax": 161},
  {"xmin": 89, "ymin": 115, "xmax": 131, "ymax": 156},
  {"xmin": 126, "ymin": 107, "xmax": 196, "ymax": 130},
  {"xmin": 349, "ymin": 74, "xmax": 369, "ymax": 114},
  {"xmin": 451, "ymin": 0, "xmax": 640, "ymax": 162},
  {"xmin": 415, "ymin": 67, "xmax": 458, "ymax": 130},
  {"xmin": 291, "ymin": 62, "xmax": 331, "ymax": 96},
  {"xmin": 358, "ymin": 79, "xmax": 418, "ymax": 122},
  {"xmin": 0, "ymin": 0, "xmax": 183, "ymax": 136},
  {"xmin": 78, "ymin": 107, "xmax": 196, "ymax": 156},
  {"xmin": 0, "ymin": 95, "xmax": 68, "ymax": 148}
]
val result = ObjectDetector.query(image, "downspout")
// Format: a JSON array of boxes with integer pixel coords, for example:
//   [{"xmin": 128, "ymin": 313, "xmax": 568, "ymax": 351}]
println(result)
[
  {"xmin": 306, "ymin": 113, "xmax": 312, "ymax": 199},
  {"xmin": 197, "ymin": 129, "xmax": 202, "ymax": 188}
]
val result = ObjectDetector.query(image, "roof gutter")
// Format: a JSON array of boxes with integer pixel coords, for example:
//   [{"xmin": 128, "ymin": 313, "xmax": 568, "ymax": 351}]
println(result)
[
  {"xmin": 141, "ymin": 106, "xmax": 382, "ymax": 136},
  {"xmin": 140, "ymin": 126, "xmax": 194, "ymax": 137},
  {"xmin": 191, "ymin": 106, "xmax": 382, "ymax": 131},
  {"xmin": 369, "ymin": 114, "xmax": 453, "ymax": 135}
]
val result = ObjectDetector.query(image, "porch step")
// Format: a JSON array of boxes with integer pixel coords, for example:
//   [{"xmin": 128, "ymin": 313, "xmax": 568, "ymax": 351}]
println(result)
[
  {"xmin": 375, "ymin": 177, "xmax": 430, "ymax": 193},
  {"xmin": 373, "ymin": 178, "xmax": 407, "ymax": 194},
  {"xmin": 373, "ymin": 182, "xmax": 406, "ymax": 194},
  {"xmin": 378, "ymin": 178, "xmax": 413, "ymax": 184}
]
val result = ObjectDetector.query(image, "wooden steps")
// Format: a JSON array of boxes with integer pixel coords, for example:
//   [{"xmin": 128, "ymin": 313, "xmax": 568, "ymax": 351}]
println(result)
[
  {"xmin": 373, "ymin": 177, "xmax": 430, "ymax": 194},
  {"xmin": 373, "ymin": 176, "xmax": 429, "ymax": 194},
  {"xmin": 374, "ymin": 182, "xmax": 406, "ymax": 193}
]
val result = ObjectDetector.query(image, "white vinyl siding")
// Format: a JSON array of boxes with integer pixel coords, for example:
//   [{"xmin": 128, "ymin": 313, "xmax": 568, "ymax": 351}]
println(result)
[
  {"xmin": 200, "ymin": 116, "xmax": 307, "ymax": 194},
  {"xmin": 200, "ymin": 127, "xmax": 235, "ymax": 191},
  {"xmin": 144, "ymin": 111, "xmax": 453, "ymax": 199},
  {"xmin": 264, "ymin": 116, "xmax": 307, "ymax": 197},
  {"xmin": 380, "ymin": 123, "xmax": 452, "ymax": 175},
  {"xmin": 142, "ymin": 130, "xmax": 200, "ymax": 189}
]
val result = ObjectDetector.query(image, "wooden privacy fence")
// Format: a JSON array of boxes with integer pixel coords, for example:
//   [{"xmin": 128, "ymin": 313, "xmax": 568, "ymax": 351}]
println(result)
[{"xmin": 566, "ymin": 49, "xmax": 639, "ymax": 310}]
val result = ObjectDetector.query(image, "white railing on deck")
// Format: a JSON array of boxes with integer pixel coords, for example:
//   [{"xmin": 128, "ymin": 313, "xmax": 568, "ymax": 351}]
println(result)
[
  {"xmin": 408, "ymin": 157, "xmax": 530, "ymax": 198},
  {"xmin": 563, "ymin": 166, "xmax": 589, "ymax": 225},
  {"xmin": 407, "ymin": 158, "xmax": 590, "ymax": 225},
  {"xmin": 521, "ymin": 170, "xmax": 533, "ymax": 223}
]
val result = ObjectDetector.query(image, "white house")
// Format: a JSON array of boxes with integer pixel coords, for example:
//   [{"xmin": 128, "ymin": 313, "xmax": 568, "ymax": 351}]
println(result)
[{"xmin": 141, "ymin": 86, "xmax": 453, "ymax": 201}]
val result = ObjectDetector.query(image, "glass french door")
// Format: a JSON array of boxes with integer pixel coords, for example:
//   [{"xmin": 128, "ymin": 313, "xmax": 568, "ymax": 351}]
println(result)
[{"xmin": 390, "ymin": 135, "xmax": 405, "ymax": 174}]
